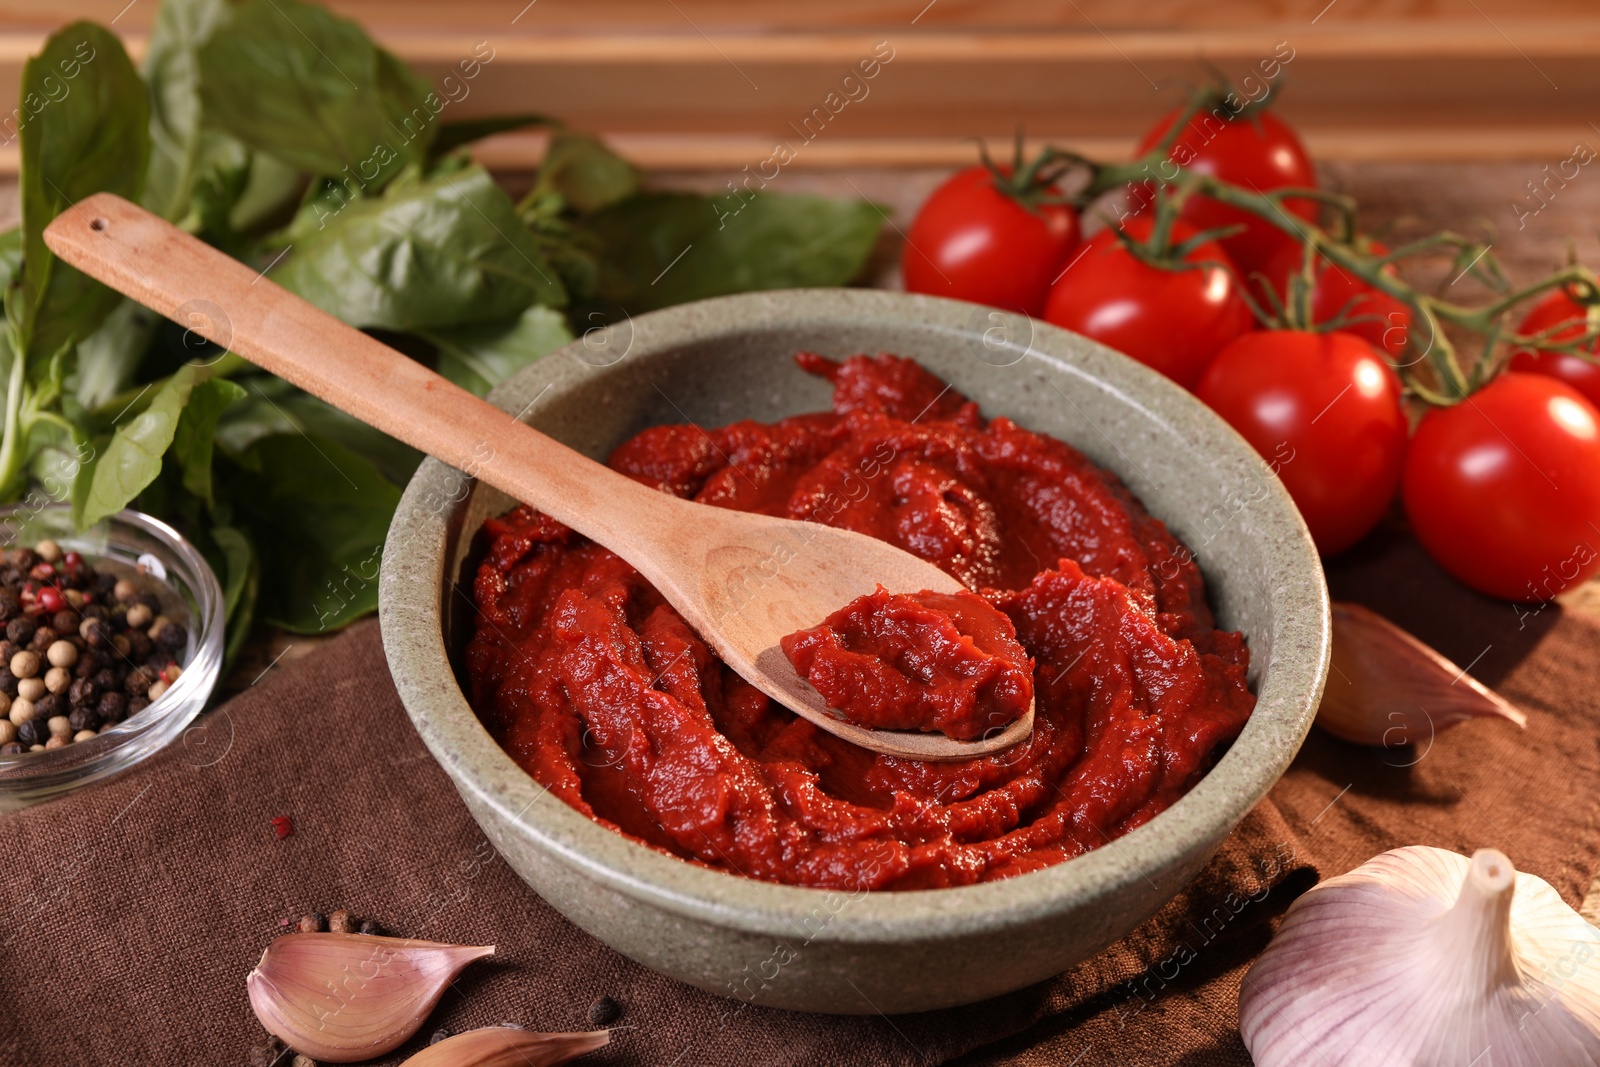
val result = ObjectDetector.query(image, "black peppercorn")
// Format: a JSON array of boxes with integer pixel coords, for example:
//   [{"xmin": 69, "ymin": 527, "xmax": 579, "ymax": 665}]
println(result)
[
  {"xmin": 357, "ymin": 919, "xmax": 381, "ymax": 935},
  {"xmin": 0, "ymin": 668, "xmax": 17, "ymax": 697},
  {"xmin": 15, "ymin": 719, "xmax": 41, "ymax": 746},
  {"xmin": 12, "ymin": 549, "xmax": 37, "ymax": 571},
  {"xmin": 28, "ymin": 626, "xmax": 55, "ymax": 653},
  {"xmin": 82, "ymin": 620, "xmax": 113, "ymax": 649},
  {"xmin": 135, "ymin": 593, "xmax": 161, "ymax": 614},
  {"xmin": 32, "ymin": 693, "xmax": 59, "ymax": 720},
  {"xmin": 68, "ymin": 678, "xmax": 98, "ymax": 708},
  {"xmin": 68, "ymin": 705, "xmax": 100, "ymax": 732},
  {"xmin": 91, "ymin": 572, "xmax": 116, "ymax": 597},
  {"xmin": 157, "ymin": 623, "xmax": 188, "ymax": 652},
  {"xmin": 311, "ymin": 912, "xmax": 328, "ymax": 932},
  {"xmin": 0, "ymin": 741, "xmax": 21, "ymax": 755},
  {"xmin": 73, "ymin": 652, "xmax": 98, "ymax": 679},
  {"xmin": 588, "ymin": 995, "xmax": 623, "ymax": 1026},
  {"xmin": 128, "ymin": 666, "xmax": 157, "ymax": 696},
  {"xmin": 429, "ymin": 1029, "xmax": 450, "ymax": 1045},
  {"xmin": 97, "ymin": 691, "xmax": 126, "ymax": 723},
  {"xmin": 127, "ymin": 695, "xmax": 150, "ymax": 716},
  {"xmin": 50, "ymin": 609, "xmax": 77, "ymax": 634},
  {"xmin": 6, "ymin": 616, "xmax": 35, "ymax": 645},
  {"xmin": 81, "ymin": 603, "xmax": 108, "ymax": 622},
  {"xmin": 0, "ymin": 591, "xmax": 18, "ymax": 623},
  {"xmin": 93, "ymin": 667, "xmax": 119, "ymax": 693},
  {"xmin": 128, "ymin": 632, "xmax": 153, "ymax": 661}
]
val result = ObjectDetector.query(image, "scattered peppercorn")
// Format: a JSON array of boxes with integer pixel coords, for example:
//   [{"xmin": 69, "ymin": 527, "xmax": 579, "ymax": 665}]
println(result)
[
  {"xmin": 246, "ymin": 1038, "xmax": 283, "ymax": 1067},
  {"xmin": 271, "ymin": 815, "xmax": 293, "ymax": 840},
  {"xmin": 357, "ymin": 919, "xmax": 381, "ymax": 936},
  {"xmin": 289, "ymin": 1055, "xmax": 317, "ymax": 1067},
  {"xmin": 588, "ymin": 995, "xmax": 623, "ymax": 1026},
  {"xmin": 0, "ymin": 742, "xmax": 21, "ymax": 755},
  {"xmin": 327, "ymin": 909, "xmax": 354, "ymax": 934},
  {"xmin": 430, "ymin": 1029, "xmax": 451, "ymax": 1045},
  {"xmin": 297, "ymin": 914, "xmax": 322, "ymax": 934}
]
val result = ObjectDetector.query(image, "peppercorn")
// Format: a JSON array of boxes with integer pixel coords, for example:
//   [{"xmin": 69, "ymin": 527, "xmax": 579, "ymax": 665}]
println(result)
[
  {"xmin": 0, "ymin": 742, "xmax": 20, "ymax": 755},
  {"xmin": 0, "ymin": 721, "xmax": 13, "ymax": 746},
  {"xmin": 68, "ymin": 705, "xmax": 100, "ymax": 732},
  {"xmin": 32, "ymin": 693, "xmax": 59, "ymax": 720},
  {"xmin": 72, "ymin": 729, "xmax": 95, "ymax": 742},
  {"xmin": 15, "ymin": 719, "xmax": 41, "ymax": 746},
  {"xmin": 357, "ymin": 919, "xmax": 381, "ymax": 936},
  {"xmin": 289, "ymin": 1055, "xmax": 316, "ymax": 1067},
  {"xmin": 125, "ymin": 603, "xmax": 152, "ymax": 630},
  {"xmin": 33, "ymin": 540, "xmax": 61, "ymax": 564},
  {"xmin": 128, "ymin": 631, "xmax": 153, "ymax": 661},
  {"xmin": 8, "ymin": 698, "xmax": 34, "ymax": 725},
  {"xmin": 69, "ymin": 678, "xmax": 98, "ymax": 708},
  {"xmin": 588, "ymin": 995, "xmax": 623, "ymax": 1026},
  {"xmin": 6, "ymin": 616, "xmax": 35, "ymax": 645},
  {"xmin": 49, "ymin": 611, "xmax": 75, "ymax": 636},
  {"xmin": 35, "ymin": 587, "xmax": 63, "ymax": 615},
  {"xmin": 73, "ymin": 653, "xmax": 98, "ymax": 679},
  {"xmin": 327, "ymin": 909, "xmax": 354, "ymax": 934},
  {"xmin": 112, "ymin": 578, "xmax": 136, "ymax": 603},
  {"xmin": 9, "ymin": 650, "xmax": 38, "ymax": 679},
  {"xmin": 46, "ymin": 715, "xmax": 70, "ymax": 740},
  {"xmin": 124, "ymin": 668, "xmax": 155, "ymax": 700},
  {"xmin": 111, "ymin": 634, "xmax": 131, "ymax": 657},
  {"xmin": 247, "ymin": 1039, "xmax": 283, "ymax": 1067},
  {"xmin": 80, "ymin": 618, "xmax": 112, "ymax": 648},
  {"xmin": 11, "ymin": 549, "xmax": 37, "ymax": 571},
  {"xmin": 43, "ymin": 667, "xmax": 68, "ymax": 695},
  {"xmin": 157, "ymin": 622, "xmax": 188, "ymax": 653},
  {"xmin": 147, "ymin": 678, "xmax": 169, "ymax": 702},
  {"xmin": 16, "ymin": 677, "xmax": 43, "ymax": 703},
  {"xmin": 81, "ymin": 602, "xmax": 108, "ymax": 622},
  {"xmin": 96, "ymin": 691, "xmax": 125, "ymax": 723},
  {"xmin": 27, "ymin": 627, "xmax": 55, "ymax": 653},
  {"xmin": 0, "ymin": 667, "xmax": 17, "ymax": 697},
  {"xmin": 0, "ymin": 591, "xmax": 19, "ymax": 624},
  {"xmin": 298, "ymin": 913, "xmax": 327, "ymax": 933},
  {"xmin": 46, "ymin": 640, "xmax": 77, "ymax": 669},
  {"xmin": 127, "ymin": 695, "xmax": 149, "ymax": 716},
  {"xmin": 429, "ymin": 1029, "xmax": 450, "ymax": 1045},
  {"xmin": 43, "ymin": 734, "xmax": 66, "ymax": 749}
]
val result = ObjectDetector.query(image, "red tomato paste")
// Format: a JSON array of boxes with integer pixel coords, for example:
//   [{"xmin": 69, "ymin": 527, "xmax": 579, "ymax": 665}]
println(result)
[
  {"xmin": 780, "ymin": 586, "xmax": 1034, "ymax": 740},
  {"xmin": 465, "ymin": 353, "xmax": 1255, "ymax": 890}
]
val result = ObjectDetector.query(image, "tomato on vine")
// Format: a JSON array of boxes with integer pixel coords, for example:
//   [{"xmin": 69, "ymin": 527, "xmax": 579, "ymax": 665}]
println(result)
[
  {"xmin": 902, "ymin": 147, "xmax": 1080, "ymax": 315},
  {"xmin": 1197, "ymin": 330, "xmax": 1407, "ymax": 555},
  {"xmin": 1042, "ymin": 215, "xmax": 1254, "ymax": 390},
  {"xmin": 1135, "ymin": 106, "xmax": 1318, "ymax": 279},
  {"xmin": 1403, "ymin": 373, "xmax": 1600, "ymax": 602},
  {"xmin": 1259, "ymin": 238, "xmax": 1413, "ymax": 359},
  {"xmin": 1507, "ymin": 287, "xmax": 1600, "ymax": 410}
]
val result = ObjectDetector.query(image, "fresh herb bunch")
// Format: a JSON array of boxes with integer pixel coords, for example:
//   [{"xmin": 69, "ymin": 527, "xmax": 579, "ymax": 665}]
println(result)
[{"xmin": 3, "ymin": 0, "xmax": 885, "ymax": 662}]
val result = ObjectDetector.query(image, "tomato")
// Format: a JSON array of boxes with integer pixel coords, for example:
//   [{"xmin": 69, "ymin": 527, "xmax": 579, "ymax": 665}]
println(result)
[
  {"xmin": 1258, "ymin": 238, "xmax": 1412, "ymax": 359},
  {"xmin": 1506, "ymin": 288, "xmax": 1600, "ymax": 410},
  {"xmin": 1197, "ymin": 330, "xmax": 1407, "ymax": 555},
  {"xmin": 1403, "ymin": 373, "xmax": 1600, "ymax": 601},
  {"xmin": 902, "ymin": 165, "xmax": 1080, "ymax": 315},
  {"xmin": 1042, "ymin": 217, "xmax": 1255, "ymax": 390},
  {"xmin": 1135, "ymin": 107, "xmax": 1317, "ymax": 279}
]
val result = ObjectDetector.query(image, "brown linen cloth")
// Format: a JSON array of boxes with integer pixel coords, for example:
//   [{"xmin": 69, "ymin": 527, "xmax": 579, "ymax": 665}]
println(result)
[{"xmin": 3, "ymin": 526, "xmax": 1599, "ymax": 1067}]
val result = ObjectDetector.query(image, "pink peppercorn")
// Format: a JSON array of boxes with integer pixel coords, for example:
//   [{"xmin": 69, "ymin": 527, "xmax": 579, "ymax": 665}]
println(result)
[{"xmin": 36, "ymin": 588, "xmax": 64, "ymax": 614}]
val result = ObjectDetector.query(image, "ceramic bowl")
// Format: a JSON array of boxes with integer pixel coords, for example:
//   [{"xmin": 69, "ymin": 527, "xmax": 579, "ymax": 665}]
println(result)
[{"xmin": 378, "ymin": 289, "xmax": 1329, "ymax": 1014}]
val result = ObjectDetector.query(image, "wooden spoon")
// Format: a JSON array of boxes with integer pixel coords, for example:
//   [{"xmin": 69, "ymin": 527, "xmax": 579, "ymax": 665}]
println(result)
[{"xmin": 46, "ymin": 193, "xmax": 1034, "ymax": 762}]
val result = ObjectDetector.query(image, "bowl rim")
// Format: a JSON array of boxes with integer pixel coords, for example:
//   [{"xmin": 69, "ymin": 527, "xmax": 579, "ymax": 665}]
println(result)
[{"xmin": 379, "ymin": 288, "xmax": 1330, "ymax": 941}]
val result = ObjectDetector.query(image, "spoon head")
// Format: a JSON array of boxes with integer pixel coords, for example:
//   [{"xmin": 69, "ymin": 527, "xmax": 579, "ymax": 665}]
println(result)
[{"xmin": 644, "ymin": 505, "xmax": 1038, "ymax": 762}]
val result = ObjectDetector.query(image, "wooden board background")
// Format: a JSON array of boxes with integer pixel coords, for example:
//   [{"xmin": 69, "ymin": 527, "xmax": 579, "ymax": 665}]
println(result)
[{"xmin": 0, "ymin": 1, "xmax": 1595, "ymax": 166}]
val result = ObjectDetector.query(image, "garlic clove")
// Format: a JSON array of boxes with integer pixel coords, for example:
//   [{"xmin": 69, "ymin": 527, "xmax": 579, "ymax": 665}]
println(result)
[
  {"xmin": 399, "ymin": 1026, "xmax": 610, "ymax": 1066},
  {"xmin": 247, "ymin": 933, "xmax": 495, "ymax": 1063},
  {"xmin": 1240, "ymin": 846, "xmax": 1600, "ymax": 1066},
  {"xmin": 1317, "ymin": 602, "xmax": 1526, "ymax": 746}
]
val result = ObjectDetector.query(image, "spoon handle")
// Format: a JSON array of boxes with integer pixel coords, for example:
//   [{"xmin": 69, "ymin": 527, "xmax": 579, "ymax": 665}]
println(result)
[{"xmin": 43, "ymin": 193, "xmax": 672, "ymax": 546}]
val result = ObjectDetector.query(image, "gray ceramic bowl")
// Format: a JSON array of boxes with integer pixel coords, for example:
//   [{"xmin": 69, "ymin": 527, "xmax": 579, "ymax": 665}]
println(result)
[{"xmin": 379, "ymin": 289, "xmax": 1329, "ymax": 1015}]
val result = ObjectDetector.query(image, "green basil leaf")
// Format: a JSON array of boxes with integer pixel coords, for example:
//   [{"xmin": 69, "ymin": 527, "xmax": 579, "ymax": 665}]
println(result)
[
  {"xmin": 271, "ymin": 165, "xmax": 565, "ymax": 330},
  {"xmin": 0, "ymin": 227, "xmax": 22, "ymax": 293},
  {"xmin": 143, "ymin": 0, "xmax": 242, "ymax": 222},
  {"xmin": 431, "ymin": 113, "xmax": 555, "ymax": 159},
  {"xmin": 197, "ymin": 0, "xmax": 434, "ymax": 187},
  {"xmin": 424, "ymin": 304, "xmax": 572, "ymax": 396},
  {"xmin": 579, "ymin": 191, "xmax": 882, "ymax": 314},
  {"xmin": 226, "ymin": 433, "xmax": 398, "ymax": 633},
  {"xmin": 216, "ymin": 376, "xmax": 422, "ymax": 486},
  {"xmin": 209, "ymin": 522, "xmax": 258, "ymax": 665},
  {"xmin": 172, "ymin": 377, "xmax": 245, "ymax": 505},
  {"xmin": 537, "ymin": 132, "xmax": 641, "ymax": 214},
  {"xmin": 74, "ymin": 363, "xmax": 199, "ymax": 528},
  {"xmin": 18, "ymin": 23, "xmax": 150, "ymax": 364},
  {"xmin": 73, "ymin": 298, "xmax": 160, "ymax": 409}
]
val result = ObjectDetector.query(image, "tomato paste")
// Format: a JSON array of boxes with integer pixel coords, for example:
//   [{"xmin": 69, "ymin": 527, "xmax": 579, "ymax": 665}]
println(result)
[
  {"xmin": 465, "ymin": 353, "xmax": 1254, "ymax": 890},
  {"xmin": 780, "ymin": 586, "xmax": 1034, "ymax": 740}
]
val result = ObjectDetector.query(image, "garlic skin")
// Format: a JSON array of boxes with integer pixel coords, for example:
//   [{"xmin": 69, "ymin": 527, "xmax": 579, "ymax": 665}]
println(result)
[
  {"xmin": 400, "ymin": 1026, "xmax": 610, "ymax": 1066},
  {"xmin": 247, "ymin": 933, "xmax": 495, "ymax": 1063},
  {"xmin": 1240, "ymin": 846, "xmax": 1600, "ymax": 1066},
  {"xmin": 1318, "ymin": 602, "xmax": 1526, "ymax": 747}
]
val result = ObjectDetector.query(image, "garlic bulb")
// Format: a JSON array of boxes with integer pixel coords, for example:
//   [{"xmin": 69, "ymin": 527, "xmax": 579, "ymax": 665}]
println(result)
[
  {"xmin": 1317, "ymin": 602, "xmax": 1525, "ymax": 747},
  {"xmin": 400, "ymin": 1026, "xmax": 610, "ymax": 1066},
  {"xmin": 1240, "ymin": 846, "xmax": 1600, "ymax": 1066},
  {"xmin": 247, "ymin": 933, "xmax": 495, "ymax": 1063}
]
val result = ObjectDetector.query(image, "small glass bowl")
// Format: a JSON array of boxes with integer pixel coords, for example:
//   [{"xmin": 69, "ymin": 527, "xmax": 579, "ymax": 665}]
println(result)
[{"xmin": 0, "ymin": 505, "xmax": 223, "ymax": 810}]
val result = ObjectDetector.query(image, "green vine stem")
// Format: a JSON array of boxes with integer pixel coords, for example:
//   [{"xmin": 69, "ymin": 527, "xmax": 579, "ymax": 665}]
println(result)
[{"xmin": 1063, "ymin": 93, "xmax": 1600, "ymax": 406}]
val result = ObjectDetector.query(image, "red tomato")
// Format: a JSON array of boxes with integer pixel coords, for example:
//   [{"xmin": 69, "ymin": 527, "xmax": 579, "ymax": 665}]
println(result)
[
  {"xmin": 1197, "ymin": 330, "xmax": 1407, "ymax": 555},
  {"xmin": 902, "ymin": 165, "xmax": 1080, "ymax": 315},
  {"xmin": 1135, "ymin": 108, "xmax": 1318, "ymax": 279},
  {"xmin": 1507, "ymin": 288, "xmax": 1600, "ymax": 411},
  {"xmin": 1258, "ymin": 239, "xmax": 1412, "ymax": 359},
  {"xmin": 1403, "ymin": 373, "xmax": 1600, "ymax": 601},
  {"xmin": 1042, "ymin": 217, "xmax": 1255, "ymax": 390}
]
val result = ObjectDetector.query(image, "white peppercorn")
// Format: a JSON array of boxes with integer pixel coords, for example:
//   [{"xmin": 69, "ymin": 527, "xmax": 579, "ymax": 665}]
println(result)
[
  {"xmin": 125, "ymin": 603, "xmax": 152, "ymax": 630},
  {"xmin": 112, "ymin": 578, "xmax": 136, "ymax": 602},
  {"xmin": 46, "ymin": 715, "xmax": 71, "ymax": 740},
  {"xmin": 43, "ymin": 667, "xmax": 68, "ymax": 695},
  {"xmin": 8, "ymin": 697, "xmax": 35, "ymax": 725},
  {"xmin": 43, "ymin": 735, "xmax": 65, "ymax": 749},
  {"xmin": 34, "ymin": 539, "xmax": 62, "ymax": 563},
  {"xmin": 46, "ymin": 640, "xmax": 77, "ymax": 669},
  {"xmin": 9, "ymin": 650, "xmax": 39, "ymax": 679},
  {"xmin": 147, "ymin": 678, "xmax": 169, "ymax": 702},
  {"xmin": 17, "ymin": 677, "xmax": 44, "ymax": 702},
  {"xmin": 0, "ymin": 720, "xmax": 13, "ymax": 745},
  {"xmin": 72, "ymin": 728, "xmax": 96, "ymax": 742},
  {"xmin": 62, "ymin": 588, "xmax": 83, "ymax": 609}
]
